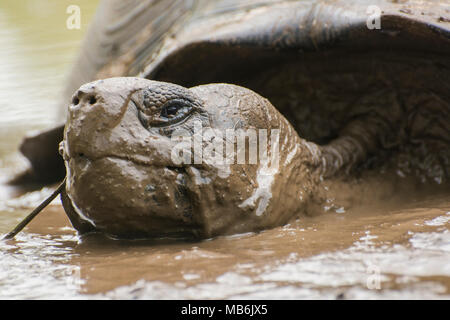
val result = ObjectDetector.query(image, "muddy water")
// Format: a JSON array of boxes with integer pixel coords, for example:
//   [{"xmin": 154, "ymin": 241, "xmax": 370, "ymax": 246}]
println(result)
[
  {"xmin": 0, "ymin": 1, "xmax": 449, "ymax": 299},
  {"xmin": 0, "ymin": 179, "xmax": 449, "ymax": 299},
  {"xmin": 0, "ymin": 0, "xmax": 98, "ymax": 158}
]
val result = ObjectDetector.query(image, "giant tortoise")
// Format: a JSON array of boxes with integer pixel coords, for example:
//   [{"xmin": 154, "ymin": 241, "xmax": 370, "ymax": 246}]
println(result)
[{"xmin": 6, "ymin": 0, "xmax": 450, "ymax": 239}]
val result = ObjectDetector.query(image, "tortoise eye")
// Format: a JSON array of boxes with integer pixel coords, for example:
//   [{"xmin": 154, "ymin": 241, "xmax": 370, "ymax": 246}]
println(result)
[
  {"xmin": 160, "ymin": 104, "xmax": 181, "ymax": 118},
  {"xmin": 139, "ymin": 99, "xmax": 194, "ymax": 128}
]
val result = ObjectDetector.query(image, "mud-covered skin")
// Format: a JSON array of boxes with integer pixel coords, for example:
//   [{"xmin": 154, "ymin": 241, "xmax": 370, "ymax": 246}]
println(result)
[{"xmin": 59, "ymin": 77, "xmax": 317, "ymax": 238}]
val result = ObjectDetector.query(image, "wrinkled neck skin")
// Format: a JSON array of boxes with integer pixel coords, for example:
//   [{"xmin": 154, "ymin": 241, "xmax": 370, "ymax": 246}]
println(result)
[
  {"xmin": 185, "ymin": 84, "xmax": 321, "ymax": 236},
  {"xmin": 60, "ymin": 77, "xmax": 328, "ymax": 239}
]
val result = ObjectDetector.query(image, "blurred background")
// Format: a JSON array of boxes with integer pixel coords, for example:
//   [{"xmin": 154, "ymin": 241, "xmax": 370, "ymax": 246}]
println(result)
[{"xmin": 0, "ymin": 0, "xmax": 99, "ymax": 159}]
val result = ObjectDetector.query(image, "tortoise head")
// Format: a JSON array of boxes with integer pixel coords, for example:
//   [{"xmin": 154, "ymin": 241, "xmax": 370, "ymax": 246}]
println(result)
[{"xmin": 59, "ymin": 77, "xmax": 312, "ymax": 239}]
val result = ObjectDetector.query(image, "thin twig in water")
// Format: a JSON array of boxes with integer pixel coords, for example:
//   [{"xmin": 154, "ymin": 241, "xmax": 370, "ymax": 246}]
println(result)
[{"xmin": 3, "ymin": 178, "xmax": 66, "ymax": 240}]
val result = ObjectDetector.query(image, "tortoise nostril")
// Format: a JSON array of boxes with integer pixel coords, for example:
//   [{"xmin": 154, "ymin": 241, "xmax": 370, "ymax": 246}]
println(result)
[
  {"xmin": 72, "ymin": 96, "xmax": 80, "ymax": 105},
  {"xmin": 88, "ymin": 96, "xmax": 97, "ymax": 105}
]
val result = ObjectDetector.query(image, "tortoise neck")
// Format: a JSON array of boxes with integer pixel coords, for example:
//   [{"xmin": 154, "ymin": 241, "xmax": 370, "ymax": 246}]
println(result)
[
  {"xmin": 316, "ymin": 115, "xmax": 396, "ymax": 178},
  {"xmin": 319, "ymin": 135, "xmax": 370, "ymax": 177}
]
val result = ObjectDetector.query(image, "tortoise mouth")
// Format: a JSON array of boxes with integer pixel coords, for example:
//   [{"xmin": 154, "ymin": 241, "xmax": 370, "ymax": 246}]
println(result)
[
  {"xmin": 63, "ymin": 153, "xmax": 199, "ymax": 238},
  {"xmin": 68, "ymin": 152, "xmax": 186, "ymax": 170}
]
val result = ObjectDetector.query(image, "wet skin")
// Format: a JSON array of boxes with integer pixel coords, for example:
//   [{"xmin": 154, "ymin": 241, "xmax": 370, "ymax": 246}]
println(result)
[{"xmin": 59, "ymin": 77, "xmax": 316, "ymax": 239}]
